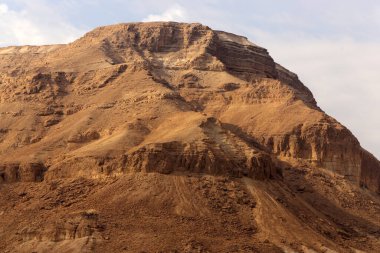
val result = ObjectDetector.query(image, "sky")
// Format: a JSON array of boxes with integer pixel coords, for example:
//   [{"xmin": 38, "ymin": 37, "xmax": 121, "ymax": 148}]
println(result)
[{"xmin": 0, "ymin": 0, "xmax": 379, "ymax": 158}]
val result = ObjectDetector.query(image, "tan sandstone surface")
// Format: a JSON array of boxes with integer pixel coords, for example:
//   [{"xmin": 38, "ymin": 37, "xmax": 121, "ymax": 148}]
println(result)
[{"xmin": 0, "ymin": 22, "xmax": 380, "ymax": 252}]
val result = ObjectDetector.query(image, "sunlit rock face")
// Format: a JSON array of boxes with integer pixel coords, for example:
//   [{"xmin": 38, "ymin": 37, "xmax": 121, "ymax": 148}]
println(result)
[
  {"xmin": 0, "ymin": 22, "xmax": 379, "ymax": 192},
  {"xmin": 1, "ymin": 22, "xmax": 380, "ymax": 253}
]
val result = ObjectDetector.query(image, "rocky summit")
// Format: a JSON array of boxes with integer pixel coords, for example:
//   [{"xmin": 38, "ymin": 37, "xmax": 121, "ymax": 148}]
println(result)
[{"xmin": 0, "ymin": 22, "xmax": 379, "ymax": 253}]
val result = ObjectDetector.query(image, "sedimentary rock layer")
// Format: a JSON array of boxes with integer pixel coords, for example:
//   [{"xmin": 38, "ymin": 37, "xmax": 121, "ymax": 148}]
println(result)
[{"xmin": 0, "ymin": 22, "xmax": 379, "ymax": 193}]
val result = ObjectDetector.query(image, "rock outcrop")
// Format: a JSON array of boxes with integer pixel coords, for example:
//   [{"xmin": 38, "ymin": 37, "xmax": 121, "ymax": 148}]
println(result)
[
  {"xmin": 0, "ymin": 22, "xmax": 379, "ymax": 193},
  {"xmin": 360, "ymin": 150, "xmax": 380, "ymax": 192},
  {"xmin": 0, "ymin": 162, "xmax": 46, "ymax": 182},
  {"xmin": 1, "ymin": 22, "xmax": 380, "ymax": 253}
]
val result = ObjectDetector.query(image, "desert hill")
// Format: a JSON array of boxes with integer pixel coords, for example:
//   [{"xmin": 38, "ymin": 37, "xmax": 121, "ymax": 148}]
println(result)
[{"xmin": 0, "ymin": 22, "xmax": 380, "ymax": 253}]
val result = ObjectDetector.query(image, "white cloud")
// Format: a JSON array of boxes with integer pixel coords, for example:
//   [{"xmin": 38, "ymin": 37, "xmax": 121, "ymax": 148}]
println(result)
[
  {"xmin": 0, "ymin": 3, "xmax": 8, "ymax": 13},
  {"xmin": 143, "ymin": 4, "xmax": 187, "ymax": 22},
  {"xmin": 0, "ymin": 2, "xmax": 83, "ymax": 46}
]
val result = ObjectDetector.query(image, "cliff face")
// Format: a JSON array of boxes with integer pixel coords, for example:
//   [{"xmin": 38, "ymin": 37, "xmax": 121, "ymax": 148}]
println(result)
[
  {"xmin": 0, "ymin": 22, "xmax": 378, "ymax": 192},
  {"xmin": 1, "ymin": 22, "xmax": 380, "ymax": 253}
]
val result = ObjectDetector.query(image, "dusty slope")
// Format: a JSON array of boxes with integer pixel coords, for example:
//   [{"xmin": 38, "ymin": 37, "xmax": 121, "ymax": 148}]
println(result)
[
  {"xmin": 1, "ymin": 170, "xmax": 379, "ymax": 252},
  {"xmin": 0, "ymin": 22, "xmax": 380, "ymax": 252}
]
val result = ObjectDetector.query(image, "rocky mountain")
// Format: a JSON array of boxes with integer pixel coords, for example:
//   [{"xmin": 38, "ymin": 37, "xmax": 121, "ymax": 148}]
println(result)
[{"xmin": 0, "ymin": 22, "xmax": 379, "ymax": 253}]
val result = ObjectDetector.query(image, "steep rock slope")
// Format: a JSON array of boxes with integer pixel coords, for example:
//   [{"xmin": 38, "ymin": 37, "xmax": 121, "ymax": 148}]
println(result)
[
  {"xmin": 0, "ymin": 22, "xmax": 380, "ymax": 252},
  {"xmin": 0, "ymin": 22, "xmax": 377, "ymax": 191}
]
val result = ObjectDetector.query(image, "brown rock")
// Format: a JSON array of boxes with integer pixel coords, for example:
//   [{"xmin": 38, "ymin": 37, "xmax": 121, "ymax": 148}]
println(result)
[
  {"xmin": 0, "ymin": 22, "xmax": 379, "ymax": 253},
  {"xmin": 0, "ymin": 162, "xmax": 46, "ymax": 182}
]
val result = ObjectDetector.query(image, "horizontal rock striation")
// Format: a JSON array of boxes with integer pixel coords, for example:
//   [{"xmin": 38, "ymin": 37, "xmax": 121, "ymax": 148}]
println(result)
[
  {"xmin": 55, "ymin": 22, "xmax": 279, "ymax": 77},
  {"xmin": 212, "ymin": 31, "xmax": 277, "ymax": 78},
  {"xmin": 125, "ymin": 141, "xmax": 279, "ymax": 180},
  {"xmin": 0, "ymin": 22, "xmax": 379, "ymax": 193},
  {"xmin": 44, "ymin": 146, "xmax": 279, "ymax": 181},
  {"xmin": 18, "ymin": 209, "xmax": 103, "ymax": 248},
  {"xmin": 260, "ymin": 123, "xmax": 362, "ymax": 181}
]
